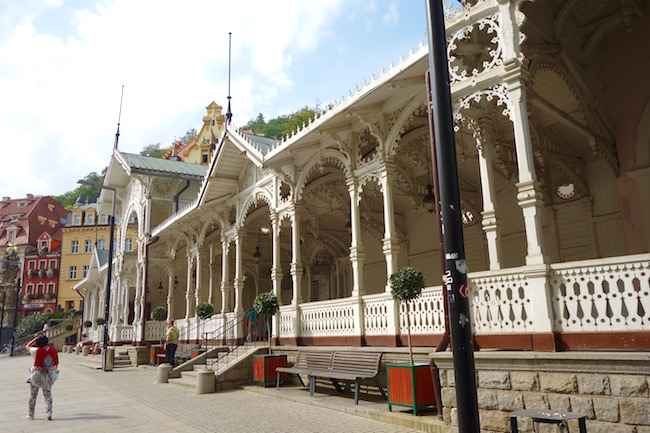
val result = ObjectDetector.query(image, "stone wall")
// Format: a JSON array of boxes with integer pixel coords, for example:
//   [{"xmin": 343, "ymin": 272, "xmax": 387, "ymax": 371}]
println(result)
[{"xmin": 430, "ymin": 352, "xmax": 650, "ymax": 433}]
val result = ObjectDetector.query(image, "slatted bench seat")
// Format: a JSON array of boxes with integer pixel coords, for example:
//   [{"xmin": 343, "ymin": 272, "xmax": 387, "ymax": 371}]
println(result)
[
  {"xmin": 275, "ymin": 351, "xmax": 333, "ymax": 389},
  {"xmin": 308, "ymin": 351, "xmax": 385, "ymax": 405}
]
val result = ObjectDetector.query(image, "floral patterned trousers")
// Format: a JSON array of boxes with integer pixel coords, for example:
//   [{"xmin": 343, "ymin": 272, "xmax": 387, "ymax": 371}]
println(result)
[{"xmin": 28, "ymin": 368, "xmax": 54, "ymax": 417}]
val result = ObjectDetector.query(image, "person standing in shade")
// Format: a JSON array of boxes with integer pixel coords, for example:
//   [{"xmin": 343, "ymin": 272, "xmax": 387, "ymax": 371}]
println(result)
[
  {"xmin": 246, "ymin": 308, "xmax": 258, "ymax": 341},
  {"xmin": 25, "ymin": 335, "xmax": 58, "ymax": 421},
  {"xmin": 164, "ymin": 320, "xmax": 179, "ymax": 366}
]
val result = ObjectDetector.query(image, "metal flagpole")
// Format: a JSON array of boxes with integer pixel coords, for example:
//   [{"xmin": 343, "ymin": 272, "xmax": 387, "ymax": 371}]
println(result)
[{"xmin": 425, "ymin": 1, "xmax": 480, "ymax": 432}]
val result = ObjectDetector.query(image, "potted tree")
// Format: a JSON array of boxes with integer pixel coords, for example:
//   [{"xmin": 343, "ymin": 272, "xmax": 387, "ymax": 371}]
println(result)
[
  {"xmin": 386, "ymin": 266, "xmax": 437, "ymax": 416},
  {"xmin": 95, "ymin": 317, "xmax": 105, "ymax": 326},
  {"xmin": 252, "ymin": 291, "xmax": 285, "ymax": 387},
  {"xmin": 151, "ymin": 306, "xmax": 167, "ymax": 321}
]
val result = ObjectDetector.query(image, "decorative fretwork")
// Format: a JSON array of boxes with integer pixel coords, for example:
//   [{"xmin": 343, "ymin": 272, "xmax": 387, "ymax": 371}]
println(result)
[
  {"xmin": 363, "ymin": 294, "xmax": 389, "ymax": 335},
  {"xmin": 448, "ymin": 13, "xmax": 503, "ymax": 85},
  {"xmin": 469, "ymin": 271, "xmax": 534, "ymax": 333},
  {"xmin": 550, "ymin": 256, "xmax": 650, "ymax": 332},
  {"xmin": 299, "ymin": 298, "xmax": 357, "ymax": 337},
  {"xmin": 398, "ymin": 289, "xmax": 447, "ymax": 335}
]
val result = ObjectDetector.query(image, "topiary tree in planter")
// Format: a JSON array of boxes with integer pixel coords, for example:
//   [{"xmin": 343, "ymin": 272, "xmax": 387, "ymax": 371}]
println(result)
[
  {"xmin": 95, "ymin": 317, "xmax": 105, "ymax": 326},
  {"xmin": 195, "ymin": 302, "xmax": 214, "ymax": 319},
  {"xmin": 253, "ymin": 291, "xmax": 278, "ymax": 354},
  {"xmin": 83, "ymin": 320, "xmax": 92, "ymax": 328},
  {"xmin": 151, "ymin": 306, "xmax": 167, "ymax": 321},
  {"xmin": 390, "ymin": 266, "xmax": 425, "ymax": 365}
]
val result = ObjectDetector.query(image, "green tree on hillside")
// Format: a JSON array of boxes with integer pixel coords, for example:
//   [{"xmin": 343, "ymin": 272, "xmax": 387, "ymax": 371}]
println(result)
[
  {"xmin": 54, "ymin": 171, "xmax": 104, "ymax": 210},
  {"xmin": 140, "ymin": 143, "xmax": 166, "ymax": 158}
]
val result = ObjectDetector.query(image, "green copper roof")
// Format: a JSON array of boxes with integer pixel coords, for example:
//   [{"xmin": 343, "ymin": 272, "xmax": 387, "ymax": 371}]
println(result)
[{"xmin": 121, "ymin": 152, "xmax": 208, "ymax": 179}]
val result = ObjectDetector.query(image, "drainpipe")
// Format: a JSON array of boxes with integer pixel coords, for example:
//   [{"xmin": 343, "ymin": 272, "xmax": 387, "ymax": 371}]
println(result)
[{"xmin": 173, "ymin": 181, "xmax": 190, "ymax": 213}]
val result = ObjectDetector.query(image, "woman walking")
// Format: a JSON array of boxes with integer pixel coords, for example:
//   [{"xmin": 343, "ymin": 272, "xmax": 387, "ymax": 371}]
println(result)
[{"xmin": 25, "ymin": 335, "xmax": 58, "ymax": 420}]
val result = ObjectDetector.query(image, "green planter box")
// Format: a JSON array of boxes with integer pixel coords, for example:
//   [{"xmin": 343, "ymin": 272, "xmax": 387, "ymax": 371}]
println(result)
[
  {"xmin": 386, "ymin": 362, "xmax": 437, "ymax": 416},
  {"xmin": 254, "ymin": 354, "xmax": 287, "ymax": 387}
]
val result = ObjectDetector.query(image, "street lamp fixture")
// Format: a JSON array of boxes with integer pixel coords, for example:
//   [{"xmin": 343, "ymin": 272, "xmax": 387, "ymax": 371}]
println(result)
[{"xmin": 78, "ymin": 180, "xmax": 116, "ymax": 372}]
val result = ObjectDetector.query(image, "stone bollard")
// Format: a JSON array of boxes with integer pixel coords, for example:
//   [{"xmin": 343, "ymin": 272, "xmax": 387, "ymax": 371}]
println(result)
[
  {"xmin": 157, "ymin": 363, "xmax": 173, "ymax": 383},
  {"xmin": 75, "ymin": 345, "xmax": 81, "ymax": 355},
  {"xmin": 82, "ymin": 345, "xmax": 90, "ymax": 356},
  {"xmin": 196, "ymin": 369, "xmax": 215, "ymax": 394}
]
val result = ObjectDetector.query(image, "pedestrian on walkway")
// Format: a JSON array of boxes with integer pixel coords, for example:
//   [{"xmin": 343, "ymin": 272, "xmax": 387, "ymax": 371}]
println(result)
[
  {"xmin": 164, "ymin": 320, "xmax": 179, "ymax": 366},
  {"xmin": 25, "ymin": 335, "xmax": 58, "ymax": 421},
  {"xmin": 246, "ymin": 308, "xmax": 258, "ymax": 341}
]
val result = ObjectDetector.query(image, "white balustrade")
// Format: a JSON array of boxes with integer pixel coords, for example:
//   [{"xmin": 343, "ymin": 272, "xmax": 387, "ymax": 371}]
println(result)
[
  {"xmin": 398, "ymin": 287, "xmax": 447, "ymax": 335},
  {"xmin": 278, "ymin": 306, "xmax": 297, "ymax": 338},
  {"xmin": 549, "ymin": 253, "xmax": 650, "ymax": 332},
  {"xmin": 300, "ymin": 298, "xmax": 357, "ymax": 337},
  {"xmin": 468, "ymin": 268, "xmax": 535, "ymax": 334},
  {"xmin": 115, "ymin": 325, "xmax": 133, "ymax": 342},
  {"xmin": 144, "ymin": 320, "xmax": 166, "ymax": 342},
  {"xmin": 363, "ymin": 293, "xmax": 390, "ymax": 336}
]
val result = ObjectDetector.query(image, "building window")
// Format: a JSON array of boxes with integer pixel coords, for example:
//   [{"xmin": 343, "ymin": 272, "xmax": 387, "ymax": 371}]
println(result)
[
  {"xmin": 71, "ymin": 240, "xmax": 79, "ymax": 254},
  {"xmin": 39, "ymin": 239, "xmax": 48, "ymax": 249},
  {"xmin": 28, "ymin": 260, "xmax": 36, "ymax": 270},
  {"xmin": 26, "ymin": 283, "xmax": 34, "ymax": 295},
  {"xmin": 7, "ymin": 230, "xmax": 16, "ymax": 244},
  {"xmin": 48, "ymin": 259, "xmax": 57, "ymax": 269},
  {"xmin": 125, "ymin": 238, "xmax": 133, "ymax": 252},
  {"xmin": 47, "ymin": 282, "xmax": 55, "ymax": 294},
  {"xmin": 202, "ymin": 150, "xmax": 209, "ymax": 163},
  {"xmin": 69, "ymin": 266, "xmax": 77, "ymax": 279},
  {"xmin": 83, "ymin": 265, "xmax": 89, "ymax": 278},
  {"xmin": 86, "ymin": 213, "xmax": 94, "ymax": 225},
  {"xmin": 100, "ymin": 215, "xmax": 107, "ymax": 224},
  {"xmin": 84, "ymin": 239, "xmax": 92, "ymax": 253},
  {"xmin": 98, "ymin": 239, "xmax": 106, "ymax": 251},
  {"xmin": 67, "ymin": 300, "xmax": 75, "ymax": 311},
  {"xmin": 38, "ymin": 259, "xmax": 46, "ymax": 270},
  {"xmin": 74, "ymin": 214, "xmax": 80, "ymax": 225},
  {"xmin": 37, "ymin": 283, "xmax": 45, "ymax": 295}
]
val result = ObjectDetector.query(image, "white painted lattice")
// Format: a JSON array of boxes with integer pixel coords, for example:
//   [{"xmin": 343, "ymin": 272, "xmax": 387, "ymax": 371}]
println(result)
[
  {"xmin": 363, "ymin": 293, "xmax": 390, "ymax": 336},
  {"xmin": 550, "ymin": 255, "xmax": 650, "ymax": 332},
  {"xmin": 398, "ymin": 287, "xmax": 447, "ymax": 335},
  {"xmin": 116, "ymin": 325, "xmax": 133, "ymax": 342},
  {"xmin": 144, "ymin": 320, "xmax": 166, "ymax": 341},
  {"xmin": 300, "ymin": 298, "xmax": 356, "ymax": 337},
  {"xmin": 278, "ymin": 307, "xmax": 297, "ymax": 338},
  {"xmin": 469, "ymin": 270, "xmax": 534, "ymax": 333}
]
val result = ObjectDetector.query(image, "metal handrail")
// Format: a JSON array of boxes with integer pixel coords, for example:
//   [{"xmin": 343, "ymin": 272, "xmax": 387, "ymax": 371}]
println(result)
[{"xmin": 203, "ymin": 309, "xmax": 265, "ymax": 370}]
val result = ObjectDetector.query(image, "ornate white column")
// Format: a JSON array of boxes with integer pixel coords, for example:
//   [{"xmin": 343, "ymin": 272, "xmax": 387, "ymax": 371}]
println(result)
[
  {"xmin": 507, "ymin": 79, "xmax": 548, "ymax": 265},
  {"xmin": 380, "ymin": 161, "xmax": 400, "ymax": 287},
  {"xmin": 208, "ymin": 243, "xmax": 214, "ymax": 305},
  {"xmin": 133, "ymin": 267, "xmax": 142, "ymax": 323},
  {"xmin": 233, "ymin": 229, "xmax": 244, "ymax": 314},
  {"xmin": 122, "ymin": 279, "xmax": 130, "ymax": 325},
  {"xmin": 194, "ymin": 249, "xmax": 202, "ymax": 311},
  {"xmin": 220, "ymin": 234, "xmax": 232, "ymax": 314},
  {"xmin": 166, "ymin": 268, "xmax": 175, "ymax": 320},
  {"xmin": 271, "ymin": 213, "xmax": 283, "ymax": 303},
  {"xmin": 290, "ymin": 206, "xmax": 303, "ymax": 306},
  {"xmin": 475, "ymin": 125, "xmax": 503, "ymax": 270},
  {"xmin": 347, "ymin": 178, "xmax": 365, "ymax": 297},
  {"xmin": 185, "ymin": 253, "xmax": 193, "ymax": 319}
]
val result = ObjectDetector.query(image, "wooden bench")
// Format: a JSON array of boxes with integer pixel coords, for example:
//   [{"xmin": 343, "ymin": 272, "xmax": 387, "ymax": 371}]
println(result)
[
  {"xmin": 308, "ymin": 351, "xmax": 385, "ymax": 405},
  {"xmin": 275, "ymin": 351, "xmax": 333, "ymax": 389}
]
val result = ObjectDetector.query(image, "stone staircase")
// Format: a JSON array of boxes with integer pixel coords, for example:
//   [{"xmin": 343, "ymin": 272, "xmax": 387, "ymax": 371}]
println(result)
[
  {"xmin": 75, "ymin": 346, "xmax": 135, "ymax": 369},
  {"xmin": 168, "ymin": 344, "xmax": 266, "ymax": 392}
]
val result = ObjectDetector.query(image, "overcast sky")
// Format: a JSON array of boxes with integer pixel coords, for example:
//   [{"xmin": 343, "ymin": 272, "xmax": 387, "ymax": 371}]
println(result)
[{"xmin": 0, "ymin": 0, "xmax": 430, "ymax": 200}]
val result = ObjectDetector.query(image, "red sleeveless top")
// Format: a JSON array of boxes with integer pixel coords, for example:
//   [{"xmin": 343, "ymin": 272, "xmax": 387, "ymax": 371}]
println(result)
[{"xmin": 34, "ymin": 346, "xmax": 58, "ymax": 368}]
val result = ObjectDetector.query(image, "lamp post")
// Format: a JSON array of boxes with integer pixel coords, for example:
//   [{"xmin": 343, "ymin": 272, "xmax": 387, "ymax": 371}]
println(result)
[{"xmin": 78, "ymin": 181, "xmax": 116, "ymax": 372}]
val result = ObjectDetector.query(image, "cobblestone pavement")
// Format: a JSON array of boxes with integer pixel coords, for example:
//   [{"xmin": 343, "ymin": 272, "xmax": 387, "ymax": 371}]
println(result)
[{"xmin": 0, "ymin": 352, "xmax": 442, "ymax": 432}]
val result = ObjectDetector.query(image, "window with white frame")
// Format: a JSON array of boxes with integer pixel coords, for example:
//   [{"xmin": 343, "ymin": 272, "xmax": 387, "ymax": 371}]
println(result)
[
  {"xmin": 7, "ymin": 230, "xmax": 16, "ymax": 244},
  {"xmin": 98, "ymin": 239, "xmax": 106, "ymax": 251},
  {"xmin": 47, "ymin": 282, "xmax": 55, "ymax": 294},
  {"xmin": 48, "ymin": 259, "xmax": 57, "ymax": 269},
  {"xmin": 38, "ymin": 239, "xmax": 48, "ymax": 250},
  {"xmin": 125, "ymin": 238, "xmax": 133, "ymax": 252},
  {"xmin": 26, "ymin": 283, "xmax": 34, "ymax": 295},
  {"xmin": 73, "ymin": 214, "xmax": 80, "ymax": 225},
  {"xmin": 86, "ymin": 213, "xmax": 94, "ymax": 225},
  {"xmin": 71, "ymin": 240, "xmax": 79, "ymax": 253},
  {"xmin": 100, "ymin": 215, "xmax": 107, "ymax": 224},
  {"xmin": 84, "ymin": 239, "xmax": 92, "ymax": 253},
  {"xmin": 28, "ymin": 260, "xmax": 36, "ymax": 270},
  {"xmin": 83, "ymin": 265, "xmax": 89, "ymax": 278},
  {"xmin": 38, "ymin": 259, "xmax": 46, "ymax": 270},
  {"xmin": 69, "ymin": 266, "xmax": 77, "ymax": 279},
  {"xmin": 36, "ymin": 283, "xmax": 44, "ymax": 295}
]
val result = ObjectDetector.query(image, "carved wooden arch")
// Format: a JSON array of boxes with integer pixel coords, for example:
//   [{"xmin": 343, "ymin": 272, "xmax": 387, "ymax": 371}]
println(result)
[
  {"xmin": 295, "ymin": 149, "xmax": 351, "ymax": 201},
  {"xmin": 307, "ymin": 240, "xmax": 340, "ymax": 266},
  {"xmin": 636, "ymin": 100, "xmax": 650, "ymax": 167},
  {"xmin": 119, "ymin": 201, "xmax": 143, "ymax": 252},
  {"xmin": 197, "ymin": 215, "xmax": 223, "ymax": 248},
  {"xmin": 238, "ymin": 187, "xmax": 273, "ymax": 229},
  {"xmin": 385, "ymin": 97, "xmax": 428, "ymax": 157}
]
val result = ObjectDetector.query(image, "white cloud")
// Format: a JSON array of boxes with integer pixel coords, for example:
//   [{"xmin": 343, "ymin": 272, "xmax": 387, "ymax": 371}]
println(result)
[
  {"xmin": 0, "ymin": 0, "xmax": 344, "ymax": 199},
  {"xmin": 382, "ymin": 2, "xmax": 399, "ymax": 26}
]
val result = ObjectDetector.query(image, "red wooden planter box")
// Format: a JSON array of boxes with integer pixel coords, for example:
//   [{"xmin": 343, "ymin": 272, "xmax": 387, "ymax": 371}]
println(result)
[
  {"xmin": 254, "ymin": 354, "xmax": 287, "ymax": 387},
  {"xmin": 150, "ymin": 346, "xmax": 165, "ymax": 365},
  {"xmin": 386, "ymin": 363, "xmax": 437, "ymax": 416}
]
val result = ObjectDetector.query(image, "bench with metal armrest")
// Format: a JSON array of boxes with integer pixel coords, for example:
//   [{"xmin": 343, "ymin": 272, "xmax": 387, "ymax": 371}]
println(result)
[{"xmin": 275, "ymin": 351, "xmax": 333, "ymax": 389}]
